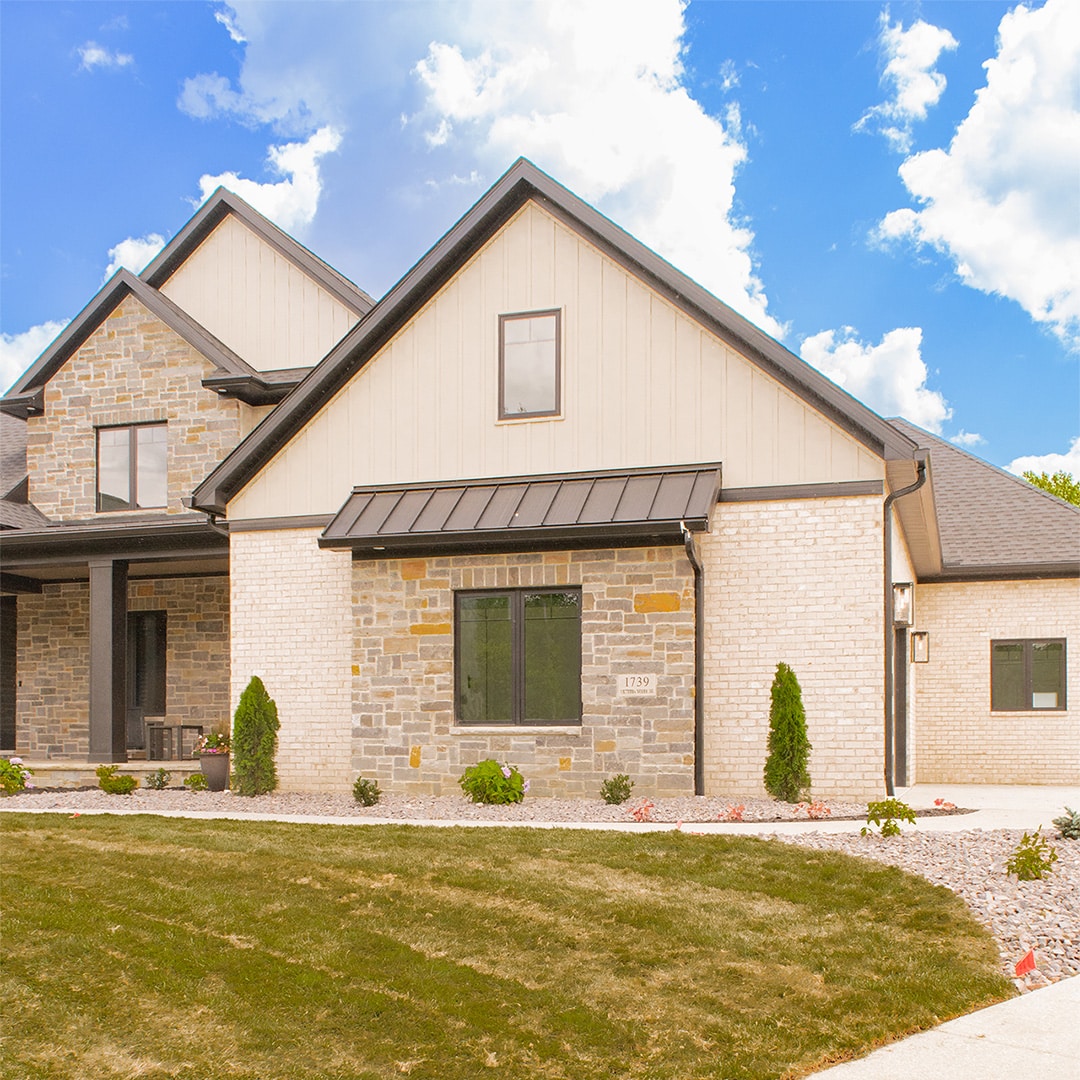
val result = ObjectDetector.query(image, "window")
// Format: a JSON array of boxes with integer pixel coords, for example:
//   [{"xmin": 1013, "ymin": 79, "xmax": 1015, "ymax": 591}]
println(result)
[
  {"xmin": 499, "ymin": 310, "xmax": 560, "ymax": 419},
  {"xmin": 456, "ymin": 588, "xmax": 581, "ymax": 725},
  {"xmin": 991, "ymin": 639, "xmax": 1066, "ymax": 711},
  {"xmin": 97, "ymin": 423, "xmax": 167, "ymax": 511}
]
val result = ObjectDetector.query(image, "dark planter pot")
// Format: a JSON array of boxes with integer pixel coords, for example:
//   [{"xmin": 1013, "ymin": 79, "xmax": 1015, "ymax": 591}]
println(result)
[{"xmin": 199, "ymin": 753, "xmax": 230, "ymax": 791}]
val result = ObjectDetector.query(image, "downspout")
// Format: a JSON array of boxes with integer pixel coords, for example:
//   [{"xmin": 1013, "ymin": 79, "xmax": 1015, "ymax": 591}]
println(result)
[
  {"xmin": 682, "ymin": 523, "xmax": 705, "ymax": 796},
  {"xmin": 882, "ymin": 455, "xmax": 927, "ymax": 796}
]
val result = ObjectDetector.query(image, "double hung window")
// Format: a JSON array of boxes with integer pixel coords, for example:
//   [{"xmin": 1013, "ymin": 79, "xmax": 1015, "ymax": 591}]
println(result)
[
  {"xmin": 456, "ymin": 588, "xmax": 581, "ymax": 725},
  {"xmin": 97, "ymin": 423, "xmax": 167, "ymax": 511},
  {"xmin": 991, "ymin": 639, "xmax": 1066, "ymax": 711}
]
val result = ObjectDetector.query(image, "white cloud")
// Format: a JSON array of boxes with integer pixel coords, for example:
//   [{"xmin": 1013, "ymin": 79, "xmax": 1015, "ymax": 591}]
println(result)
[
  {"xmin": 800, "ymin": 326, "xmax": 952, "ymax": 432},
  {"xmin": 103, "ymin": 234, "xmax": 166, "ymax": 281},
  {"xmin": 411, "ymin": 0, "xmax": 784, "ymax": 339},
  {"xmin": 215, "ymin": 8, "xmax": 247, "ymax": 44},
  {"xmin": 949, "ymin": 430, "xmax": 985, "ymax": 448},
  {"xmin": 855, "ymin": 11, "xmax": 957, "ymax": 152},
  {"xmin": 196, "ymin": 126, "xmax": 342, "ymax": 233},
  {"xmin": 877, "ymin": 0, "xmax": 1080, "ymax": 347},
  {"xmin": 1, "ymin": 321, "xmax": 69, "ymax": 394},
  {"xmin": 178, "ymin": 73, "xmax": 247, "ymax": 121},
  {"xmin": 77, "ymin": 42, "xmax": 134, "ymax": 71},
  {"xmin": 1007, "ymin": 436, "xmax": 1080, "ymax": 478}
]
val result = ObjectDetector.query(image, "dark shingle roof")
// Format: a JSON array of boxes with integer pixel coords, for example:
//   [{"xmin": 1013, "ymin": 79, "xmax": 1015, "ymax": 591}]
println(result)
[
  {"xmin": 0, "ymin": 413, "xmax": 27, "ymax": 498},
  {"xmin": 889, "ymin": 419, "xmax": 1079, "ymax": 578}
]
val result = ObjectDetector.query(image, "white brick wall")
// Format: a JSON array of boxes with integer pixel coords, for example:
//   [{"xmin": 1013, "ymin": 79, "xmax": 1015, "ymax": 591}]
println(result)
[
  {"xmin": 701, "ymin": 495, "xmax": 886, "ymax": 799},
  {"xmin": 914, "ymin": 578, "xmax": 1079, "ymax": 784},
  {"xmin": 229, "ymin": 529, "xmax": 353, "ymax": 792}
]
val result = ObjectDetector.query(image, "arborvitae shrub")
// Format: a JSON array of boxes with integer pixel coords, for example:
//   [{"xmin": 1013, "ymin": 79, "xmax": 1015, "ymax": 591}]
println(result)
[
  {"xmin": 231, "ymin": 676, "xmax": 280, "ymax": 796},
  {"xmin": 763, "ymin": 662, "xmax": 811, "ymax": 803}
]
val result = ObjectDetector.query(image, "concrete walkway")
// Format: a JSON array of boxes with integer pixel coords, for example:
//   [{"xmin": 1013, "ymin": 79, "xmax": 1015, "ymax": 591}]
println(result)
[{"xmin": 806, "ymin": 974, "xmax": 1080, "ymax": 1078}]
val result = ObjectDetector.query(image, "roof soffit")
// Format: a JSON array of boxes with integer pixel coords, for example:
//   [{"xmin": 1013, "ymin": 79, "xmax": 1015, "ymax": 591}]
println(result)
[{"xmin": 193, "ymin": 158, "xmax": 918, "ymax": 515}]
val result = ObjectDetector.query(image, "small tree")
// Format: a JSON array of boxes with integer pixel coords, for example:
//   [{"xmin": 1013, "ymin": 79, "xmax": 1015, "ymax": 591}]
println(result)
[
  {"xmin": 231, "ymin": 676, "xmax": 280, "ymax": 796},
  {"xmin": 1022, "ymin": 469, "xmax": 1080, "ymax": 506},
  {"xmin": 763, "ymin": 662, "xmax": 811, "ymax": 802}
]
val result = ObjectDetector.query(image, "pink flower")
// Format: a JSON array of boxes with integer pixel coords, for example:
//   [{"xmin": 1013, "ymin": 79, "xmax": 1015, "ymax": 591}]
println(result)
[
  {"xmin": 9, "ymin": 757, "xmax": 22, "ymax": 765},
  {"xmin": 523, "ymin": 779, "xmax": 530, "ymax": 793},
  {"xmin": 501, "ymin": 765, "xmax": 512, "ymax": 779}
]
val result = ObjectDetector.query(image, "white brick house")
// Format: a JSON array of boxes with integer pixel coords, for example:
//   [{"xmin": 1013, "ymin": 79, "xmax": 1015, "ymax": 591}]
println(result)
[{"xmin": 3, "ymin": 160, "xmax": 1077, "ymax": 796}]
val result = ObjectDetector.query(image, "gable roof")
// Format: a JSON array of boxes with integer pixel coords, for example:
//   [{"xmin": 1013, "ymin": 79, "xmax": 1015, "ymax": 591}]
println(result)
[
  {"xmin": 320, "ymin": 463, "xmax": 722, "ymax": 555},
  {"xmin": 193, "ymin": 158, "xmax": 918, "ymax": 515},
  {"xmin": 890, "ymin": 419, "xmax": 1080, "ymax": 580},
  {"xmin": 0, "ymin": 270, "xmax": 254, "ymax": 418},
  {"xmin": 141, "ymin": 187, "xmax": 375, "ymax": 317}
]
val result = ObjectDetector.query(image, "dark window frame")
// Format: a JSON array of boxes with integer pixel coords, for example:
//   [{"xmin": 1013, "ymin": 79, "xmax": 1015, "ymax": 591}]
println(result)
[
  {"xmin": 990, "ymin": 638, "xmax": 1067, "ymax": 711},
  {"xmin": 454, "ymin": 586, "xmax": 582, "ymax": 726},
  {"xmin": 96, "ymin": 422, "xmax": 167, "ymax": 512},
  {"xmin": 498, "ymin": 308, "xmax": 562, "ymax": 420}
]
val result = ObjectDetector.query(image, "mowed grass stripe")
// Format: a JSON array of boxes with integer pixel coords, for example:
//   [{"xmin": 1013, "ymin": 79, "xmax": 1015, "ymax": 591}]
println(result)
[{"xmin": 1, "ymin": 814, "xmax": 1010, "ymax": 1080}]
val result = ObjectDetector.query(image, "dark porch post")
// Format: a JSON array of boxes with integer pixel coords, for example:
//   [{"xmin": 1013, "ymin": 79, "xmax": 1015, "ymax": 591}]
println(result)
[{"xmin": 88, "ymin": 558, "xmax": 128, "ymax": 762}]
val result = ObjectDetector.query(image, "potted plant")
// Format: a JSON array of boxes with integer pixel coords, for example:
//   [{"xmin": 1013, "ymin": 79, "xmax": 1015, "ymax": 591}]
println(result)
[{"xmin": 195, "ymin": 730, "xmax": 230, "ymax": 791}]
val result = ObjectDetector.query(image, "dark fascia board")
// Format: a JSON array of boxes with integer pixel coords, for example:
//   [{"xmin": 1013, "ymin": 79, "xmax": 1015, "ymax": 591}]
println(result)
[
  {"xmin": 0, "ymin": 572, "xmax": 43, "ymax": 594},
  {"xmin": 920, "ymin": 563, "xmax": 1079, "ymax": 583},
  {"xmin": 141, "ymin": 187, "xmax": 375, "ymax": 316},
  {"xmin": 201, "ymin": 366, "xmax": 311, "ymax": 406},
  {"xmin": 720, "ymin": 480, "xmax": 884, "ymax": 502},
  {"xmin": 0, "ymin": 515, "xmax": 228, "ymax": 568},
  {"xmin": 193, "ymin": 159, "xmax": 918, "ymax": 515},
  {"xmin": 1, "ymin": 270, "xmax": 252, "ymax": 415}
]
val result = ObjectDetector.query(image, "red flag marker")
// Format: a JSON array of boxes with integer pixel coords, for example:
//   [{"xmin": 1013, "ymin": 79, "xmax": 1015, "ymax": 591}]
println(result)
[{"xmin": 1015, "ymin": 950, "xmax": 1036, "ymax": 976}]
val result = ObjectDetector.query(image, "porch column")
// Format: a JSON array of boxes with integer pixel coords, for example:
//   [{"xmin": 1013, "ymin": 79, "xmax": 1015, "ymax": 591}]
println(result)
[{"xmin": 88, "ymin": 558, "xmax": 128, "ymax": 762}]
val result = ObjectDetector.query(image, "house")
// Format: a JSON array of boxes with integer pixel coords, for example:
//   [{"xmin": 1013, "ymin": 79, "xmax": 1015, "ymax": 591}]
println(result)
[{"xmin": 2, "ymin": 160, "xmax": 1077, "ymax": 796}]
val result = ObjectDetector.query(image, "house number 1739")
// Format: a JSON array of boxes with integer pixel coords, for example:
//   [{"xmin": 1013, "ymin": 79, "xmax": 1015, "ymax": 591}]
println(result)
[{"xmin": 617, "ymin": 674, "xmax": 657, "ymax": 695}]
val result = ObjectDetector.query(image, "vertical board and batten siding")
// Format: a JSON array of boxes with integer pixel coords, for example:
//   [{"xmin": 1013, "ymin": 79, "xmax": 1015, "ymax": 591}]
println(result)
[
  {"xmin": 159, "ymin": 214, "xmax": 358, "ymax": 373},
  {"xmin": 227, "ymin": 202, "xmax": 883, "ymax": 520}
]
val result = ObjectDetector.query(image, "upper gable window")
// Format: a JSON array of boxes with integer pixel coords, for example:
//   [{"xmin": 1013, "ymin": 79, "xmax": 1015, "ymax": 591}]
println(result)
[
  {"xmin": 97, "ymin": 423, "xmax": 167, "ymax": 512},
  {"xmin": 499, "ymin": 310, "xmax": 560, "ymax": 419}
]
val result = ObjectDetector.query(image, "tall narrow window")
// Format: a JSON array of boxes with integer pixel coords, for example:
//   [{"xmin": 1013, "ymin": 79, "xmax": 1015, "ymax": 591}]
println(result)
[
  {"xmin": 97, "ymin": 423, "xmax": 167, "ymax": 511},
  {"xmin": 456, "ymin": 588, "xmax": 581, "ymax": 725},
  {"xmin": 991, "ymin": 639, "xmax": 1066, "ymax": 710},
  {"xmin": 499, "ymin": 310, "xmax": 560, "ymax": 419}
]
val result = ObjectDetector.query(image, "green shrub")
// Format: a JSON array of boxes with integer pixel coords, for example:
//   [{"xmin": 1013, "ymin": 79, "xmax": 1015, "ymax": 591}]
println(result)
[
  {"xmin": 1006, "ymin": 828, "xmax": 1058, "ymax": 880},
  {"xmin": 353, "ymin": 777, "xmax": 382, "ymax": 806},
  {"xmin": 96, "ymin": 765, "xmax": 138, "ymax": 795},
  {"xmin": 1051, "ymin": 807, "xmax": 1080, "ymax": 840},
  {"xmin": 0, "ymin": 757, "xmax": 33, "ymax": 795},
  {"xmin": 600, "ymin": 774, "xmax": 634, "ymax": 804},
  {"xmin": 145, "ymin": 768, "xmax": 171, "ymax": 790},
  {"xmin": 762, "ymin": 662, "xmax": 811, "ymax": 802},
  {"xmin": 231, "ymin": 676, "xmax": 280, "ymax": 796},
  {"xmin": 184, "ymin": 773, "xmax": 208, "ymax": 791},
  {"xmin": 459, "ymin": 760, "xmax": 527, "ymax": 804},
  {"xmin": 861, "ymin": 797, "xmax": 917, "ymax": 837}
]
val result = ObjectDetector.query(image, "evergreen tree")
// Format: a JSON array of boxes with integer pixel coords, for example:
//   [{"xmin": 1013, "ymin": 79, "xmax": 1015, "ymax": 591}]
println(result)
[
  {"xmin": 231, "ymin": 676, "xmax": 280, "ymax": 796},
  {"xmin": 763, "ymin": 662, "xmax": 811, "ymax": 802}
]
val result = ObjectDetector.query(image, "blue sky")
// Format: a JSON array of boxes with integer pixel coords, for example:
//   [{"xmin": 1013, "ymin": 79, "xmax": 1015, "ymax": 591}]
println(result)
[{"xmin": 2, "ymin": 0, "xmax": 1077, "ymax": 476}]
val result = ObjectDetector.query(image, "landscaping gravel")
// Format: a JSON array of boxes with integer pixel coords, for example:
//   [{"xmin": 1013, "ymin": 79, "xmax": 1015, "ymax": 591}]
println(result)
[{"xmin": 5, "ymin": 787, "xmax": 1076, "ymax": 991}]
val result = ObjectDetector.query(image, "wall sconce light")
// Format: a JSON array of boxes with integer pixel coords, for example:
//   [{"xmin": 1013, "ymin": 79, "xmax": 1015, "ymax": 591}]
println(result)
[
  {"xmin": 911, "ymin": 630, "xmax": 929, "ymax": 663},
  {"xmin": 892, "ymin": 582, "xmax": 914, "ymax": 627}
]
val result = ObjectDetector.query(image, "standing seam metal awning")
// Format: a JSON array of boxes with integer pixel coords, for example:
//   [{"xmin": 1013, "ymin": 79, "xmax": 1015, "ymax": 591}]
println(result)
[{"xmin": 319, "ymin": 464, "xmax": 722, "ymax": 554}]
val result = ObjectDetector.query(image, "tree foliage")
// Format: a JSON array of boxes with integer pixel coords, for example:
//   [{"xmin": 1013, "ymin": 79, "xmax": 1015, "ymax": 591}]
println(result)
[
  {"xmin": 1022, "ymin": 469, "xmax": 1080, "ymax": 506},
  {"xmin": 231, "ymin": 675, "xmax": 280, "ymax": 796},
  {"xmin": 763, "ymin": 662, "xmax": 812, "ymax": 803}
]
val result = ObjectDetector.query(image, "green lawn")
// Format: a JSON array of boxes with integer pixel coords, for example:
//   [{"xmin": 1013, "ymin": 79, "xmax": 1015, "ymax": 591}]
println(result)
[{"xmin": 1, "ymin": 814, "xmax": 1010, "ymax": 1080}]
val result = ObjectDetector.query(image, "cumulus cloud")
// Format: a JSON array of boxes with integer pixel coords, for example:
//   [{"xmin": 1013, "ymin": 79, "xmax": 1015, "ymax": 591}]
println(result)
[
  {"xmin": 877, "ymin": 0, "xmax": 1080, "ymax": 347},
  {"xmin": 1, "ymin": 321, "xmax": 69, "ymax": 394},
  {"xmin": 77, "ymin": 42, "xmax": 134, "ymax": 71},
  {"xmin": 215, "ymin": 9, "xmax": 247, "ymax": 44},
  {"xmin": 855, "ymin": 11, "xmax": 957, "ymax": 152},
  {"xmin": 949, "ymin": 430, "xmax": 985, "ymax": 448},
  {"xmin": 196, "ymin": 126, "xmax": 342, "ymax": 233},
  {"xmin": 1007, "ymin": 436, "xmax": 1080, "ymax": 478},
  {"xmin": 103, "ymin": 234, "xmax": 166, "ymax": 281},
  {"xmin": 411, "ymin": 0, "xmax": 784, "ymax": 339},
  {"xmin": 800, "ymin": 325, "xmax": 952, "ymax": 432}
]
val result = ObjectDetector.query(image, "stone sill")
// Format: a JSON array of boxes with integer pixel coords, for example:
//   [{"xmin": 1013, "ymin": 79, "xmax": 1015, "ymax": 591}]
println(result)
[{"xmin": 450, "ymin": 726, "xmax": 583, "ymax": 737}]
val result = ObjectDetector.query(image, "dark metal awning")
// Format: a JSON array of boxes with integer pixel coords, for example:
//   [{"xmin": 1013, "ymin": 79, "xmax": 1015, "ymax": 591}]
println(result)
[{"xmin": 320, "ymin": 463, "xmax": 722, "ymax": 555}]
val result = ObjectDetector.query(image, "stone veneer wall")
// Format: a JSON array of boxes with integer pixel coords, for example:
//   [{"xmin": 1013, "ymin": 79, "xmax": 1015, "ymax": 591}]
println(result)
[
  {"xmin": 351, "ymin": 547, "xmax": 696, "ymax": 797},
  {"xmin": 914, "ymin": 578, "xmax": 1079, "ymax": 784},
  {"xmin": 25, "ymin": 294, "xmax": 245, "ymax": 521},
  {"xmin": 700, "ymin": 495, "xmax": 885, "ymax": 799},
  {"xmin": 229, "ymin": 529, "xmax": 354, "ymax": 792},
  {"xmin": 14, "ymin": 576, "xmax": 229, "ymax": 759}
]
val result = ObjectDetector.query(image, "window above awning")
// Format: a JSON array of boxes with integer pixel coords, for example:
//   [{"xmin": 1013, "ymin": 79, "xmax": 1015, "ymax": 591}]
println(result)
[{"xmin": 320, "ymin": 463, "xmax": 721, "ymax": 555}]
